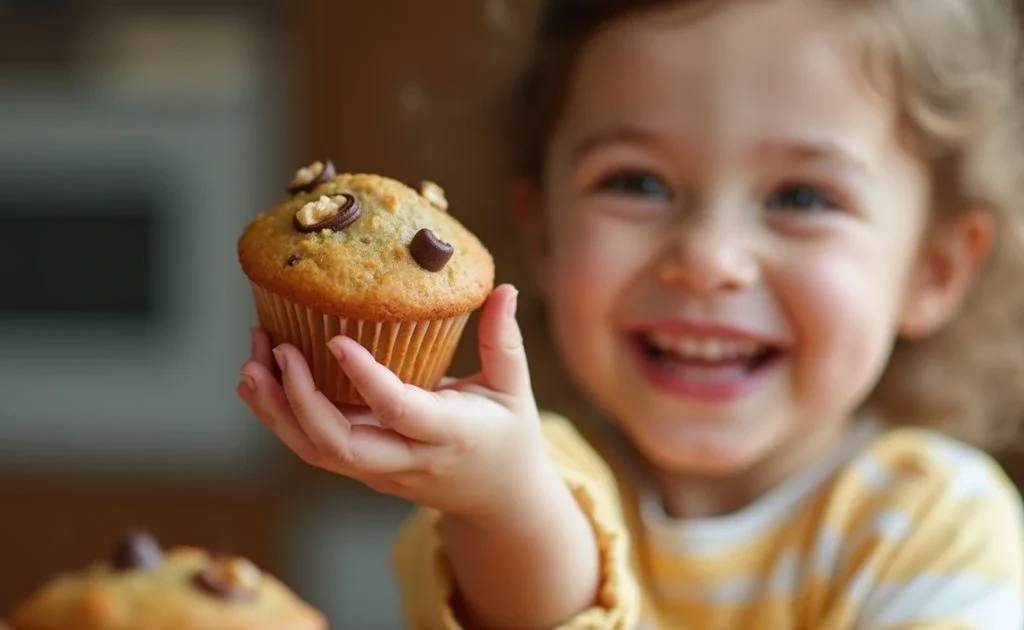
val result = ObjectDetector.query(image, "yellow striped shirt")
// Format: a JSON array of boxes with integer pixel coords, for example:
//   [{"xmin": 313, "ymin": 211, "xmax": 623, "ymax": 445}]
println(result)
[{"xmin": 392, "ymin": 413, "xmax": 1024, "ymax": 629}]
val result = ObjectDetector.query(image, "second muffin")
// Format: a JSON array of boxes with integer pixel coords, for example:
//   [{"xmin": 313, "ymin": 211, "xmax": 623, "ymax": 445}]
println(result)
[
  {"xmin": 6, "ymin": 531, "xmax": 325, "ymax": 630},
  {"xmin": 238, "ymin": 163, "xmax": 494, "ymax": 405}
]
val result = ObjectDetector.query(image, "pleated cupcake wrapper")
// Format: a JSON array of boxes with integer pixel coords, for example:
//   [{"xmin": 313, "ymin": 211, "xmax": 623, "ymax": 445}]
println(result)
[{"xmin": 251, "ymin": 283, "xmax": 470, "ymax": 406}]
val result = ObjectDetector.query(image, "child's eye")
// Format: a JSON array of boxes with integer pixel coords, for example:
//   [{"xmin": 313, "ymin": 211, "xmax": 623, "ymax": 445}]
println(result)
[
  {"xmin": 765, "ymin": 184, "xmax": 838, "ymax": 212},
  {"xmin": 595, "ymin": 171, "xmax": 672, "ymax": 199}
]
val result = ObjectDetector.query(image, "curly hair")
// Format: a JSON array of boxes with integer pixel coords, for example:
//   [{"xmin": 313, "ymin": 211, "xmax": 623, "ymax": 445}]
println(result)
[{"xmin": 509, "ymin": 0, "xmax": 1024, "ymax": 451}]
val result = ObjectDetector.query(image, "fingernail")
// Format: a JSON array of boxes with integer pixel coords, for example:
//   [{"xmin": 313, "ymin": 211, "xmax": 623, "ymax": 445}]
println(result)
[
  {"xmin": 327, "ymin": 339, "xmax": 345, "ymax": 363},
  {"xmin": 272, "ymin": 346, "xmax": 286, "ymax": 370},
  {"xmin": 239, "ymin": 371, "xmax": 256, "ymax": 394},
  {"xmin": 507, "ymin": 289, "xmax": 519, "ymax": 319}
]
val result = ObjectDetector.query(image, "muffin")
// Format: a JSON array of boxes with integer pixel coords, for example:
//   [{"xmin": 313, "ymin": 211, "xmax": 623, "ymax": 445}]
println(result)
[
  {"xmin": 6, "ymin": 531, "xmax": 326, "ymax": 630},
  {"xmin": 238, "ymin": 161, "xmax": 494, "ymax": 405}
]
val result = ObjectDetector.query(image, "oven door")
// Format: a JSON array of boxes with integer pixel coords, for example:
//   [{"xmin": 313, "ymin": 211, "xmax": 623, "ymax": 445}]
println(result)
[{"xmin": 0, "ymin": 91, "xmax": 275, "ymax": 480}]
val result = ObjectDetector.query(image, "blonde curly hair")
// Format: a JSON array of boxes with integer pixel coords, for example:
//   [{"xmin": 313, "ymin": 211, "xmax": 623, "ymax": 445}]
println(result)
[
  {"xmin": 510, "ymin": 0, "xmax": 1024, "ymax": 451},
  {"xmin": 849, "ymin": 0, "xmax": 1024, "ymax": 449}
]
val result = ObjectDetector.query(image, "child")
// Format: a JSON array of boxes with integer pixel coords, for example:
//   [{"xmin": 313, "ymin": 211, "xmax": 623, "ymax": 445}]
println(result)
[{"xmin": 237, "ymin": 0, "xmax": 1024, "ymax": 627}]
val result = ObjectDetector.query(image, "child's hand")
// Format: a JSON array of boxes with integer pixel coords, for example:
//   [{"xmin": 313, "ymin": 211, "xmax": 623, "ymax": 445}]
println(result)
[{"xmin": 236, "ymin": 284, "xmax": 555, "ymax": 520}]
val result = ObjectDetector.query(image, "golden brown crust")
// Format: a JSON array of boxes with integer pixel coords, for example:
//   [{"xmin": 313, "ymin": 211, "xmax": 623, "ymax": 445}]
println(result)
[
  {"xmin": 238, "ymin": 173, "xmax": 494, "ymax": 322},
  {"xmin": 8, "ymin": 548, "xmax": 326, "ymax": 630}
]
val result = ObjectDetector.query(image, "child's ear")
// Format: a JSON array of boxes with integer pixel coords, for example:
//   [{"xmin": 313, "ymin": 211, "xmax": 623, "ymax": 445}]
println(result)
[
  {"xmin": 511, "ymin": 177, "xmax": 551, "ymax": 296},
  {"xmin": 898, "ymin": 209, "xmax": 995, "ymax": 339}
]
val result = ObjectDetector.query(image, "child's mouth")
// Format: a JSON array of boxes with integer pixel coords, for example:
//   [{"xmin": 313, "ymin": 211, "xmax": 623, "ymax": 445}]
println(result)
[{"xmin": 632, "ymin": 331, "xmax": 784, "ymax": 399}]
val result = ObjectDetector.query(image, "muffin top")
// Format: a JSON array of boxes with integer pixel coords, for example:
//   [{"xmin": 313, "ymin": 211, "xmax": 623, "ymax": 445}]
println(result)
[
  {"xmin": 238, "ymin": 162, "xmax": 495, "ymax": 321},
  {"xmin": 7, "ymin": 532, "xmax": 326, "ymax": 630}
]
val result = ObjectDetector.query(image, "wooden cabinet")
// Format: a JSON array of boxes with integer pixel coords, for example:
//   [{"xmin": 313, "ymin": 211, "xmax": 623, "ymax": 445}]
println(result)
[
  {"xmin": 290, "ymin": 0, "xmax": 577, "ymax": 413},
  {"xmin": 0, "ymin": 479, "xmax": 286, "ymax": 610}
]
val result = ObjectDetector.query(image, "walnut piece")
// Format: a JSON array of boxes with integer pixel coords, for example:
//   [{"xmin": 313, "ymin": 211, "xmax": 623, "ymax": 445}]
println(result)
[
  {"xmin": 193, "ymin": 556, "xmax": 263, "ymax": 601},
  {"xmin": 295, "ymin": 195, "xmax": 341, "ymax": 228},
  {"xmin": 217, "ymin": 557, "xmax": 262, "ymax": 592},
  {"xmin": 291, "ymin": 161, "xmax": 325, "ymax": 188},
  {"xmin": 418, "ymin": 181, "xmax": 449, "ymax": 212}
]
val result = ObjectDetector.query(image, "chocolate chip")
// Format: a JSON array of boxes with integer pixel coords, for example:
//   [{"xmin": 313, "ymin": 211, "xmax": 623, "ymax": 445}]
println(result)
[
  {"xmin": 286, "ymin": 253, "xmax": 302, "ymax": 267},
  {"xmin": 287, "ymin": 160, "xmax": 336, "ymax": 195},
  {"xmin": 192, "ymin": 557, "xmax": 261, "ymax": 602},
  {"xmin": 409, "ymin": 228, "xmax": 454, "ymax": 272},
  {"xmin": 293, "ymin": 193, "xmax": 361, "ymax": 233},
  {"xmin": 112, "ymin": 531, "xmax": 164, "ymax": 571}
]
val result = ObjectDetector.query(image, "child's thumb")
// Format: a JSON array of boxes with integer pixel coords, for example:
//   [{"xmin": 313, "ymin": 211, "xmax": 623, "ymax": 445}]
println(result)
[{"xmin": 477, "ymin": 284, "xmax": 532, "ymax": 398}]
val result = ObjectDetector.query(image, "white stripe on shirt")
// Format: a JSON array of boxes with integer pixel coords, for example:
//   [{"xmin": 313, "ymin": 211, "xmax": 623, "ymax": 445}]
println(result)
[{"xmin": 856, "ymin": 572, "xmax": 1023, "ymax": 629}]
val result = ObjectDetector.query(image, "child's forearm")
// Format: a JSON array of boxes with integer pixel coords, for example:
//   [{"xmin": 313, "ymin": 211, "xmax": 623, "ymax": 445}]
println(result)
[{"xmin": 441, "ymin": 461, "xmax": 601, "ymax": 629}]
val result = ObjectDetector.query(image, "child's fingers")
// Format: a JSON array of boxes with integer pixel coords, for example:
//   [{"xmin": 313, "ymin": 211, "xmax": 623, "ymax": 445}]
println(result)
[
  {"xmin": 237, "ymin": 362, "xmax": 318, "ymax": 462},
  {"xmin": 249, "ymin": 327, "xmax": 276, "ymax": 372},
  {"xmin": 327, "ymin": 336, "xmax": 452, "ymax": 444},
  {"xmin": 435, "ymin": 376, "xmax": 459, "ymax": 389},
  {"xmin": 477, "ymin": 284, "xmax": 532, "ymax": 399},
  {"xmin": 272, "ymin": 344, "xmax": 355, "ymax": 463},
  {"xmin": 240, "ymin": 361, "xmax": 294, "ymax": 427},
  {"xmin": 243, "ymin": 357, "xmax": 425, "ymax": 475},
  {"xmin": 435, "ymin": 374, "xmax": 485, "ymax": 391},
  {"xmin": 338, "ymin": 405, "xmax": 386, "ymax": 427},
  {"xmin": 338, "ymin": 424, "xmax": 424, "ymax": 474}
]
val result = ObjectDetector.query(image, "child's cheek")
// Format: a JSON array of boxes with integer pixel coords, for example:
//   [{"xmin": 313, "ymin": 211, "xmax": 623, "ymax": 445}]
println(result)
[
  {"xmin": 545, "ymin": 215, "xmax": 653, "ymax": 369},
  {"xmin": 783, "ymin": 247, "xmax": 904, "ymax": 414},
  {"xmin": 550, "ymin": 215, "xmax": 654, "ymax": 305},
  {"xmin": 548, "ymin": 227, "xmax": 622, "ymax": 323}
]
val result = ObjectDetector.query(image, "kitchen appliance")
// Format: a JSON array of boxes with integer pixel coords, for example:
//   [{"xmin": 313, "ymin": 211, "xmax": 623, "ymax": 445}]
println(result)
[{"xmin": 0, "ymin": 8, "xmax": 286, "ymax": 480}]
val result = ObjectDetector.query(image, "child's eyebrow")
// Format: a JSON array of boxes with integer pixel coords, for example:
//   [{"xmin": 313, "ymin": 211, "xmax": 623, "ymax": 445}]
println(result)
[
  {"xmin": 569, "ymin": 123, "xmax": 663, "ymax": 165},
  {"xmin": 569, "ymin": 126, "xmax": 876, "ymax": 182},
  {"xmin": 756, "ymin": 138, "xmax": 875, "ymax": 180}
]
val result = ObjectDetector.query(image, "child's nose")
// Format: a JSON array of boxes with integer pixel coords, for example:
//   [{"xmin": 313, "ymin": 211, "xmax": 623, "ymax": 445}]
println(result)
[{"xmin": 656, "ymin": 218, "xmax": 760, "ymax": 294}]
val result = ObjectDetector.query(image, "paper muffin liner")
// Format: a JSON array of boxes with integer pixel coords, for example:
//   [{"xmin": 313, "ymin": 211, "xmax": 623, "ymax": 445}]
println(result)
[{"xmin": 250, "ymin": 283, "xmax": 470, "ymax": 406}]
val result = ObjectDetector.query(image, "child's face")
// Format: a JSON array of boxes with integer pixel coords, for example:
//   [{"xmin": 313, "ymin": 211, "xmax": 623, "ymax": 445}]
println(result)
[{"xmin": 525, "ymin": 1, "xmax": 981, "ymax": 477}]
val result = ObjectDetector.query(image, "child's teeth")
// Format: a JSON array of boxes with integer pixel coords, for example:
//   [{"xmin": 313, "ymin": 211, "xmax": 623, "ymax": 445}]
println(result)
[
  {"xmin": 648, "ymin": 332, "xmax": 761, "ymax": 360},
  {"xmin": 704, "ymin": 340, "xmax": 724, "ymax": 360}
]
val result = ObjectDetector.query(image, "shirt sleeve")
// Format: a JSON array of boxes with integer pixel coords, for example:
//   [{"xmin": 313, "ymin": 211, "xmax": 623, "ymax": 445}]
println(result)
[
  {"xmin": 390, "ymin": 413, "xmax": 642, "ymax": 629},
  {"xmin": 815, "ymin": 432, "xmax": 1024, "ymax": 630}
]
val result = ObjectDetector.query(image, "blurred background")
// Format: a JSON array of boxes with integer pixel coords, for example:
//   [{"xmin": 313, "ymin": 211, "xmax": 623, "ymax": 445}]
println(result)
[
  {"xmin": 0, "ymin": 0, "xmax": 580, "ymax": 627},
  {"xmin": 3, "ymin": 1, "xmax": 1024, "ymax": 628}
]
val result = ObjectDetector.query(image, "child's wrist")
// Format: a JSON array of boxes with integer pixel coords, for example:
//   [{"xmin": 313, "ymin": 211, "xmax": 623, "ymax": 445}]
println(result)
[{"xmin": 446, "ymin": 456, "xmax": 576, "ymax": 534}]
